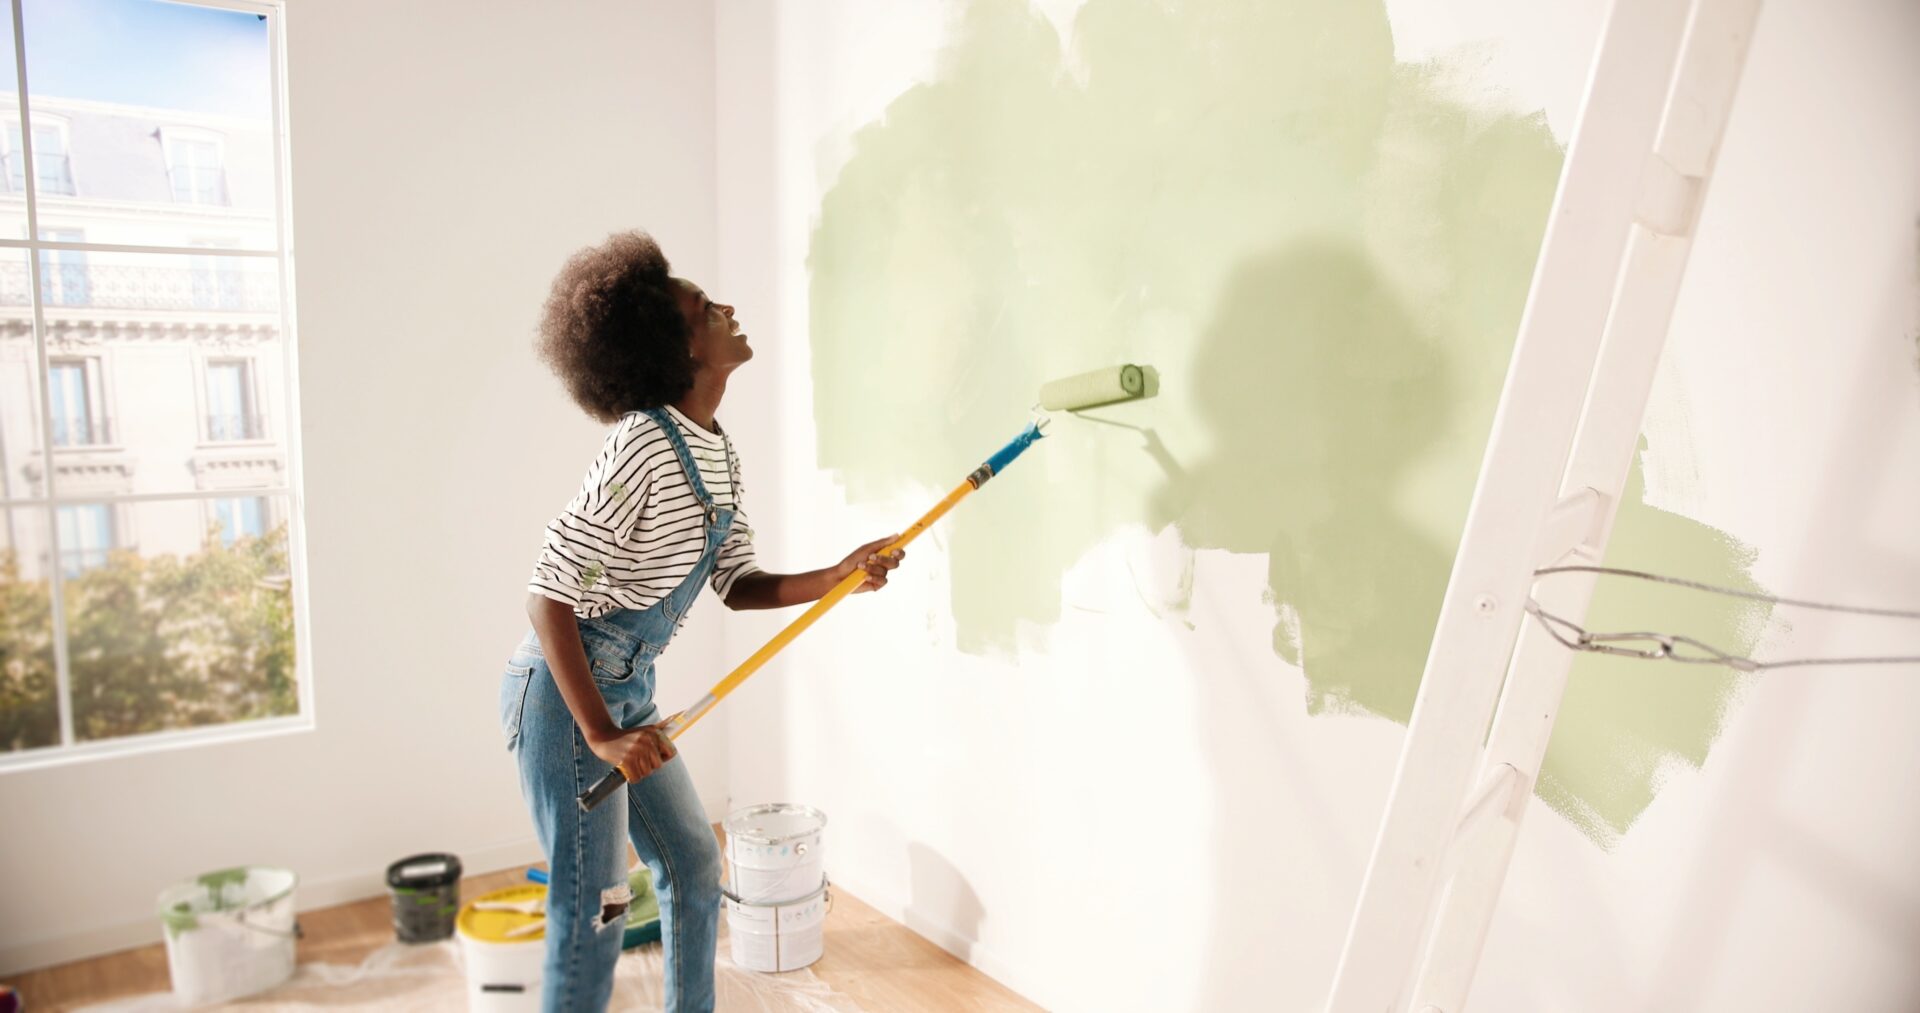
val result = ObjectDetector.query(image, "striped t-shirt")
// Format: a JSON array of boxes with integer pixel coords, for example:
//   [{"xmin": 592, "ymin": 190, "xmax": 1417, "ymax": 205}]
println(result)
[{"xmin": 528, "ymin": 405, "xmax": 761, "ymax": 617}]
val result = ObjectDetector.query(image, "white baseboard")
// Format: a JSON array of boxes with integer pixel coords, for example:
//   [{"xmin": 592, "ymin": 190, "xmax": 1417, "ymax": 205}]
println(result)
[
  {"xmin": 0, "ymin": 838, "xmax": 546, "ymax": 978},
  {"xmin": 825, "ymin": 871, "xmax": 1048, "ymax": 1011}
]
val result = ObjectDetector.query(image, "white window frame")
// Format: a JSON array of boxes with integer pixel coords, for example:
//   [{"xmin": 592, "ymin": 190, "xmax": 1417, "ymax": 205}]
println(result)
[
  {"xmin": 204, "ymin": 493, "xmax": 274, "ymax": 548},
  {"xmin": 188, "ymin": 236, "xmax": 243, "ymax": 311},
  {"xmin": 159, "ymin": 125, "xmax": 228, "ymax": 206},
  {"xmin": 54, "ymin": 501, "xmax": 119, "ymax": 576},
  {"xmin": 200, "ymin": 354, "xmax": 266, "ymax": 444},
  {"xmin": 0, "ymin": 0, "xmax": 311, "ymax": 772},
  {"xmin": 45, "ymin": 352, "xmax": 115, "ymax": 449},
  {"xmin": 2, "ymin": 113, "xmax": 74, "ymax": 196}
]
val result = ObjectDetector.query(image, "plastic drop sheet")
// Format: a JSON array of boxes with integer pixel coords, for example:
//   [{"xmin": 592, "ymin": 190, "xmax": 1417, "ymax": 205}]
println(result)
[{"xmin": 77, "ymin": 935, "xmax": 867, "ymax": 1012}]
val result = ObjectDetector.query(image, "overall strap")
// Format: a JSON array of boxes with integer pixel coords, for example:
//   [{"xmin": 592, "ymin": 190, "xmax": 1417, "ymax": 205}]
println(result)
[{"xmin": 641, "ymin": 407, "xmax": 727, "ymax": 515}]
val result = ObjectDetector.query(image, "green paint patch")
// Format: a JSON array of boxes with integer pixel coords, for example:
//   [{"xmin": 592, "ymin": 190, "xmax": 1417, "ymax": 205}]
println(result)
[{"xmin": 808, "ymin": 0, "xmax": 1768, "ymax": 843}]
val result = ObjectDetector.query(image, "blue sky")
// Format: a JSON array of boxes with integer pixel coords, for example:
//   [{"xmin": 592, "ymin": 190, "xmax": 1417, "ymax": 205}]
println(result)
[{"xmin": 6, "ymin": 0, "xmax": 269, "ymax": 119}]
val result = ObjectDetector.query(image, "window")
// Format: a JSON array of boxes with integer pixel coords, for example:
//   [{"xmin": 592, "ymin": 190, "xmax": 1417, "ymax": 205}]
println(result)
[
  {"xmin": 189, "ymin": 239, "xmax": 242, "ymax": 310},
  {"xmin": 47, "ymin": 356, "xmax": 110, "ymax": 446},
  {"xmin": 3, "ymin": 117, "xmax": 74, "ymax": 195},
  {"xmin": 204, "ymin": 358, "xmax": 262, "ymax": 441},
  {"xmin": 212, "ymin": 496, "xmax": 265, "ymax": 546},
  {"xmin": 163, "ymin": 131, "xmax": 227, "ymax": 205},
  {"xmin": 55, "ymin": 504, "xmax": 115, "ymax": 576},
  {"xmin": 36, "ymin": 228, "xmax": 88, "ymax": 306},
  {"xmin": 0, "ymin": 0, "xmax": 303, "ymax": 762}
]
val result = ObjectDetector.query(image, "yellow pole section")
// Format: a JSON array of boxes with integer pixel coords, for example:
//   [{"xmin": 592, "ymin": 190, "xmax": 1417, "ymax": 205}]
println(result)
[{"xmin": 664, "ymin": 476, "xmax": 979, "ymax": 739}]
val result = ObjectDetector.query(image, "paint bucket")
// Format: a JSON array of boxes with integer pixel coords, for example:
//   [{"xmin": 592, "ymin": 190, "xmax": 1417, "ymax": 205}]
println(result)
[
  {"xmin": 456, "ymin": 884, "xmax": 546, "ymax": 1012},
  {"xmin": 723, "ymin": 803, "xmax": 827, "ymax": 904},
  {"xmin": 386, "ymin": 852, "xmax": 463, "ymax": 943},
  {"xmin": 156, "ymin": 866, "xmax": 299, "ymax": 1006},
  {"xmin": 724, "ymin": 880, "xmax": 830, "ymax": 973}
]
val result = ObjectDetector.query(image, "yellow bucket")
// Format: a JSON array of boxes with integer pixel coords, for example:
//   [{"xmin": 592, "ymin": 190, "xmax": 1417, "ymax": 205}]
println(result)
[{"xmin": 456, "ymin": 884, "xmax": 546, "ymax": 1011}]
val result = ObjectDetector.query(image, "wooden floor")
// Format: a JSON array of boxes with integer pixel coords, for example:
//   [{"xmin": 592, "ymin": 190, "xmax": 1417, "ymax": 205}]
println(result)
[{"xmin": 7, "ymin": 859, "xmax": 1037, "ymax": 1012}]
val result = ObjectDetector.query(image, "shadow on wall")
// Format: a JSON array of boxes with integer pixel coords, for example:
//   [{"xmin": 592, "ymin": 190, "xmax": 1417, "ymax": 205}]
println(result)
[
  {"xmin": 905, "ymin": 841, "xmax": 986, "ymax": 964},
  {"xmin": 1158, "ymin": 240, "xmax": 1453, "ymax": 723},
  {"xmin": 1168, "ymin": 241, "xmax": 1446, "ymax": 1010}
]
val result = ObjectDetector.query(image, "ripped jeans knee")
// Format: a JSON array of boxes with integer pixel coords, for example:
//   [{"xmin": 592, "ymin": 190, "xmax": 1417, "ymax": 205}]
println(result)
[{"xmin": 593, "ymin": 881, "xmax": 634, "ymax": 932}]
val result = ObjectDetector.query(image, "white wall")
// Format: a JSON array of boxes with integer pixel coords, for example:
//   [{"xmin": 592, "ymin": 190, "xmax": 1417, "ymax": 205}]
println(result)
[
  {"xmin": 715, "ymin": 1, "xmax": 1920, "ymax": 1011},
  {"xmin": 0, "ymin": 0, "xmax": 732, "ymax": 972}
]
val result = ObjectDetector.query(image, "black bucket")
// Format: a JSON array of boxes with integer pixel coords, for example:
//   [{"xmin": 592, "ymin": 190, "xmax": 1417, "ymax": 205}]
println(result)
[{"xmin": 386, "ymin": 853, "xmax": 462, "ymax": 943}]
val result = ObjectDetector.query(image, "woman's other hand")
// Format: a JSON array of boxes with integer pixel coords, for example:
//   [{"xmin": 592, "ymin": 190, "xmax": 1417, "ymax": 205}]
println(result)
[{"xmin": 836, "ymin": 535, "xmax": 904, "ymax": 593}]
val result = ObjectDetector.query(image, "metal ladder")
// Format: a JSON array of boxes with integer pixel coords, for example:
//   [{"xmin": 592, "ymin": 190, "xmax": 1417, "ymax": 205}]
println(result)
[{"xmin": 1325, "ymin": 0, "xmax": 1765, "ymax": 1009}]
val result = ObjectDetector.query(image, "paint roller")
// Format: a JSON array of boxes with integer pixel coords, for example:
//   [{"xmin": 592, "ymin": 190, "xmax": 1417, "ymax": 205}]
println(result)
[
  {"xmin": 578, "ymin": 364, "xmax": 1156, "ymax": 811},
  {"xmin": 1038, "ymin": 364, "xmax": 1148, "ymax": 412}
]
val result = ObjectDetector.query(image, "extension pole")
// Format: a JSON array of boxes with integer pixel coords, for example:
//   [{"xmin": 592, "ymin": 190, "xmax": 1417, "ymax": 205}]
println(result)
[{"xmin": 578, "ymin": 420, "xmax": 1048, "ymax": 811}]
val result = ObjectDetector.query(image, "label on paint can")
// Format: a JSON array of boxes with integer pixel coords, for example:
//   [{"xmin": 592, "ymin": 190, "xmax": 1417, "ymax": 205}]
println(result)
[{"xmin": 723, "ymin": 881, "xmax": 829, "ymax": 973}]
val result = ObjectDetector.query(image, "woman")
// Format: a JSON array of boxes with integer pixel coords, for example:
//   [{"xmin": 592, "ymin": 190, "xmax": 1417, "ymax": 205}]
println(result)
[{"xmin": 499, "ymin": 230, "xmax": 902, "ymax": 1011}]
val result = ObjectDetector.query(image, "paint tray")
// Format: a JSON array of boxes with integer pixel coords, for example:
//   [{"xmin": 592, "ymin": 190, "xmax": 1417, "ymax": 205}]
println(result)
[{"xmin": 623, "ymin": 866, "xmax": 661, "ymax": 949}]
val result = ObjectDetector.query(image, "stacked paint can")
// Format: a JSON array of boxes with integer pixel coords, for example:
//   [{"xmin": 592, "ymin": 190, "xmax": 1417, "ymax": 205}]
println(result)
[
  {"xmin": 385, "ymin": 853, "xmax": 463, "ymax": 943},
  {"xmin": 721, "ymin": 803, "xmax": 829, "ymax": 973}
]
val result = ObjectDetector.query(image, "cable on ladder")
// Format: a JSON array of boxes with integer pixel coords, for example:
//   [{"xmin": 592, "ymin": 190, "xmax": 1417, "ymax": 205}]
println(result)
[{"xmin": 1526, "ymin": 565, "xmax": 1920, "ymax": 671}]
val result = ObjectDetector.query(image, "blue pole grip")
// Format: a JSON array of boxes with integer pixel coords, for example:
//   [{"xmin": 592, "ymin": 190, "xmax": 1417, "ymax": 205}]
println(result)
[{"xmin": 979, "ymin": 422, "xmax": 1045, "ymax": 483}]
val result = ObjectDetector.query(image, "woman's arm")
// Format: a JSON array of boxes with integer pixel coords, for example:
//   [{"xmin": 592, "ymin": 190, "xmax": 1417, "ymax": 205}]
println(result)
[
  {"xmin": 526, "ymin": 592, "xmax": 676, "ymax": 779},
  {"xmin": 723, "ymin": 535, "xmax": 903, "ymax": 610}
]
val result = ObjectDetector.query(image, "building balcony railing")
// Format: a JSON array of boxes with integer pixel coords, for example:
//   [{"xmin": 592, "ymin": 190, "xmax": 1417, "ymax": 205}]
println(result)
[
  {"xmin": 50, "ymin": 415, "xmax": 115, "ymax": 448},
  {"xmin": 206, "ymin": 413, "xmax": 268, "ymax": 442},
  {"xmin": 0, "ymin": 261, "xmax": 278, "ymax": 313}
]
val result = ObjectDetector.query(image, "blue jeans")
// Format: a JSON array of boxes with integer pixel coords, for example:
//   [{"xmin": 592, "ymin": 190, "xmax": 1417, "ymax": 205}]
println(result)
[
  {"xmin": 500, "ymin": 408, "xmax": 733, "ymax": 1011},
  {"xmin": 501, "ymin": 625, "xmax": 723, "ymax": 1012}
]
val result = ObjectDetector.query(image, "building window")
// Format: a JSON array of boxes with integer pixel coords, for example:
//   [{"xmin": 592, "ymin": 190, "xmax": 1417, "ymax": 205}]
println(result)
[
  {"xmin": 0, "ymin": 0, "xmax": 303, "ymax": 759},
  {"xmin": 55, "ymin": 504, "xmax": 116, "ymax": 577},
  {"xmin": 47, "ymin": 357, "xmax": 111, "ymax": 447},
  {"xmin": 36, "ymin": 229, "xmax": 90, "ymax": 307},
  {"xmin": 212, "ymin": 496, "xmax": 267, "ymax": 546},
  {"xmin": 164, "ymin": 132, "xmax": 228, "ymax": 206},
  {"xmin": 190, "ymin": 241, "xmax": 244, "ymax": 310},
  {"xmin": 205, "ymin": 359, "xmax": 263, "ymax": 441},
  {"xmin": 4, "ymin": 118, "xmax": 76, "ymax": 196}
]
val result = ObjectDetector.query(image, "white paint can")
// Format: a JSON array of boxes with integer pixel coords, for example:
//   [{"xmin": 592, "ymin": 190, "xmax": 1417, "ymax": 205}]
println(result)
[
  {"xmin": 456, "ymin": 884, "xmax": 547, "ymax": 1011},
  {"xmin": 156, "ymin": 866, "xmax": 299, "ymax": 1006},
  {"xmin": 723, "ymin": 803, "xmax": 827, "ymax": 905},
  {"xmin": 724, "ymin": 881, "xmax": 830, "ymax": 973}
]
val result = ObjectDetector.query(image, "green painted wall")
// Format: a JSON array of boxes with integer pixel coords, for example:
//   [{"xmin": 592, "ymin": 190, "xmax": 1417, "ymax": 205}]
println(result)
[{"xmin": 807, "ymin": 0, "xmax": 1769, "ymax": 844}]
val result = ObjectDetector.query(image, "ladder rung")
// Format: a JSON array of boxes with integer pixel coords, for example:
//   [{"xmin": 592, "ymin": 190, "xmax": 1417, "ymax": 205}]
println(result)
[
  {"xmin": 1634, "ymin": 153, "xmax": 1703, "ymax": 237},
  {"xmin": 1443, "ymin": 763, "xmax": 1521, "ymax": 880},
  {"xmin": 1532, "ymin": 487, "xmax": 1607, "ymax": 570}
]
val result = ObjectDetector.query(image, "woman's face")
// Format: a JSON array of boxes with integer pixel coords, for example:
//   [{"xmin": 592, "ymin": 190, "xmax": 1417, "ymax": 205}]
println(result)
[{"xmin": 674, "ymin": 277, "xmax": 752, "ymax": 372}]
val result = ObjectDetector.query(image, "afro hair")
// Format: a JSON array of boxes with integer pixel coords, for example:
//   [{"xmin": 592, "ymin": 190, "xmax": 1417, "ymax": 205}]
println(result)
[{"xmin": 536, "ymin": 230, "xmax": 693, "ymax": 422}]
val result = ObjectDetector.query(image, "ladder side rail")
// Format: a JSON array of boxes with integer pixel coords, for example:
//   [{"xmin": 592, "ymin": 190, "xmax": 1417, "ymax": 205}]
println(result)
[
  {"xmin": 1325, "ymin": 1, "xmax": 1696, "ymax": 1008},
  {"xmin": 1407, "ymin": 2, "xmax": 1765, "ymax": 1008}
]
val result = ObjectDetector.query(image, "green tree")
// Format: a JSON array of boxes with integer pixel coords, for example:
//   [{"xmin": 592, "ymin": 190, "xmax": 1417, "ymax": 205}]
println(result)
[
  {"xmin": 0, "ymin": 552, "xmax": 58, "ymax": 751},
  {"xmin": 0, "ymin": 524, "xmax": 297, "ymax": 752}
]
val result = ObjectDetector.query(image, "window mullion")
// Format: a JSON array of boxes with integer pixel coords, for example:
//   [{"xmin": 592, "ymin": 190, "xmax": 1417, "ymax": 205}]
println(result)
[{"xmin": 11, "ymin": 0, "xmax": 75, "ymax": 749}]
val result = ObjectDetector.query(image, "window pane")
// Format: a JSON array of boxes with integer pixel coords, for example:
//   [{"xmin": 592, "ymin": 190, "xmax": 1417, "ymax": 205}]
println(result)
[
  {"xmin": 213, "ymin": 494, "xmax": 265, "ymax": 546},
  {"xmin": 66, "ymin": 495, "xmax": 296, "ymax": 742},
  {"xmin": 25, "ymin": 0, "xmax": 276, "ymax": 249},
  {"xmin": 0, "ymin": 13, "xmax": 25, "ymax": 239},
  {"xmin": 44, "ymin": 250, "xmax": 286, "ymax": 497},
  {"xmin": 0, "ymin": 249, "xmax": 46, "ymax": 492},
  {"xmin": 0, "ymin": 506, "xmax": 59, "ymax": 753},
  {"xmin": 36, "ymin": 228, "xmax": 89, "ymax": 307},
  {"xmin": 54, "ymin": 502, "xmax": 114, "ymax": 576}
]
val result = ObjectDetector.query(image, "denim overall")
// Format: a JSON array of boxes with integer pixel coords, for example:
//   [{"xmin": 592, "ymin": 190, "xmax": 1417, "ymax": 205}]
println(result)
[{"xmin": 499, "ymin": 408, "xmax": 731, "ymax": 1012}]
